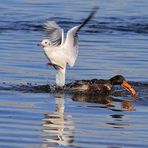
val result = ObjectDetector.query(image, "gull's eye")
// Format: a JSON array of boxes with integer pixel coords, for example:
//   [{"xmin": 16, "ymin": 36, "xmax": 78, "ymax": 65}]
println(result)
[{"xmin": 45, "ymin": 42, "xmax": 48, "ymax": 44}]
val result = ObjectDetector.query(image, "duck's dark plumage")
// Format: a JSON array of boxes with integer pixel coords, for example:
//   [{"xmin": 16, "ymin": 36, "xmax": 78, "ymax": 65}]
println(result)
[{"xmin": 64, "ymin": 75, "xmax": 137, "ymax": 96}]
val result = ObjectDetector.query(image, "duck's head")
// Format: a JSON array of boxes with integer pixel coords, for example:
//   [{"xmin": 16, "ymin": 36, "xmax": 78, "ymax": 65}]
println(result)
[
  {"xmin": 38, "ymin": 39, "xmax": 50, "ymax": 48},
  {"xmin": 109, "ymin": 75, "xmax": 137, "ymax": 95}
]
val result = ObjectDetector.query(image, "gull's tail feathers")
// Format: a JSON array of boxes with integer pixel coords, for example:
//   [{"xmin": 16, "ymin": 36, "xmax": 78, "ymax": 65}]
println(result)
[{"xmin": 56, "ymin": 68, "xmax": 66, "ymax": 87}]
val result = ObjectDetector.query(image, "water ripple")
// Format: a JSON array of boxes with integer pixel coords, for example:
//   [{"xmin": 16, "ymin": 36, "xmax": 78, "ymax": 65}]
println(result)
[
  {"xmin": 0, "ymin": 1, "xmax": 148, "ymax": 148},
  {"xmin": 0, "ymin": 16, "xmax": 148, "ymax": 34}
]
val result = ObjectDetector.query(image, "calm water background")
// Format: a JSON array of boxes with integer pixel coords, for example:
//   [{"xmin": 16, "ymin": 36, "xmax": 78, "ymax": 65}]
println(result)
[{"xmin": 0, "ymin": 0, "xmax": 148, "ymax": 147}]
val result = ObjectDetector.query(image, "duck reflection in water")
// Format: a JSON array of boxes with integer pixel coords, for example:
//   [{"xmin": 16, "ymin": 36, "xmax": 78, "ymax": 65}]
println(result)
[
  {"xmin": 41, "ymin": 94, "xmax": 75, "ymax": 148},
  {"xmin": 72, "ymin": 93, "xmax": 136, "ymax": 112}
]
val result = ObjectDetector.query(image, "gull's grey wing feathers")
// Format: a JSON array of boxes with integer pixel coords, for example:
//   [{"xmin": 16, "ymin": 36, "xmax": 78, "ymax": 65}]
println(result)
[
  {"xmin": 64, "ymin": 7, "xmax": 98, "ymax": 67},
  {"xmin": 43, "ymin": 21, "xmax": 64, "ymax": 46}
]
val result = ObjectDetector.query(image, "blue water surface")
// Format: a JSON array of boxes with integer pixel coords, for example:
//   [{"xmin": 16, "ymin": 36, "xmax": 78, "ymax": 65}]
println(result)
[{"xmin": 0, "ymin": 0, "xmax": 148, "ymax": 148}]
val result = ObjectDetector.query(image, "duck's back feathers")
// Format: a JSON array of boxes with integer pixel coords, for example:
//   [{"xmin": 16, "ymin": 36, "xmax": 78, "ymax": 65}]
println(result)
[{"xmin": 65, "ymin": 79, "xmax": 112, "ymax": 96}]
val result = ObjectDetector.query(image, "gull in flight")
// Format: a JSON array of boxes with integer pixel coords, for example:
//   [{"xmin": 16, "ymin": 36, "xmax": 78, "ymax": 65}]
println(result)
[{"xmin": 38, "ymin": 7, "xmax": 98, "ymax": 87}]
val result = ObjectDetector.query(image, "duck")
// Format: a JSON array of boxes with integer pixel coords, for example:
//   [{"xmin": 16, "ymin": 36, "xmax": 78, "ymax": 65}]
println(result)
[{"xmin": 64, "ymin": 75, "xmax": 137, "ymax": 96}]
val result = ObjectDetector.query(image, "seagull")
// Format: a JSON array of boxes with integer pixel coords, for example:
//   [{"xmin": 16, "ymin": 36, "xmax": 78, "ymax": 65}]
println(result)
[{"xmin": 38, "ymin": 7, "xmax": 98, "ymax": 87}]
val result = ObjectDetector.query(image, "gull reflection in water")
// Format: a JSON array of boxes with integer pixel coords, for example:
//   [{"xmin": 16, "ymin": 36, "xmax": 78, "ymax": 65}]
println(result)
[{"xmin": 41, "ymin": 93, "xmax": 75, "ymax": 148}]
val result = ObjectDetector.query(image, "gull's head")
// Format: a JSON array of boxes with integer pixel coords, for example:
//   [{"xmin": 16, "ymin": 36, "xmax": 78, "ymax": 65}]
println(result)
[{"xmin": 38, "ymin": 39, "xmax": 50, "ymax": 48}]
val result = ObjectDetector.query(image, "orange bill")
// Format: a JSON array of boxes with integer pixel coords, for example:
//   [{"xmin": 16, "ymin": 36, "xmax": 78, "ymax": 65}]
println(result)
[{"xmin": 121, "ymin": 80, "xmax": 137, "ymax": 95}]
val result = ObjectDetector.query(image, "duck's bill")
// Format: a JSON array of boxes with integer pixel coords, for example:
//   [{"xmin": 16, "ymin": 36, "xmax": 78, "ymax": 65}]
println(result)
[{"xmin": 121, "ymin": 80, "xmax": 137, "ymax": 95}]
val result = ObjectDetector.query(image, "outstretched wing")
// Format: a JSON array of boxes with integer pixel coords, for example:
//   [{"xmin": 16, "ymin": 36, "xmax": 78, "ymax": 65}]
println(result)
[
  {"xmin": 63, "ymin": 26, "xmax": 79, "ymax": 67},
  {"xmin": 43, "ymin": 21, "xmax": 64, "ymax": 46},
  {"xmin": 63, "ymin": 7, "xmax": 98, "ymax": 67}
]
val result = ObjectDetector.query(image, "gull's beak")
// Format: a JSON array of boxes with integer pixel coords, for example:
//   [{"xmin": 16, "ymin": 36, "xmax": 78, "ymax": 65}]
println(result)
[
  {"xmin": 37, "ymin": 42, "xmax": 42, "ymax": 47},
  {"xmin": 121, "ymin": 80, "xmax": 137, "ymax": 95}
]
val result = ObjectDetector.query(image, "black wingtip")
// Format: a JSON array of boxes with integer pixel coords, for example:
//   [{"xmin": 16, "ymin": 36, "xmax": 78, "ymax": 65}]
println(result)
[
  {"xmin": 90, "ymin": 6, "xmax": 99, "ymax": 18},
  {"xmin": 77, "ymin": 6, "xmax": 99, "ymax": 32},
  {"xmin": 93, "ymin": 6, "xmax": 100, "ymax": 12}
]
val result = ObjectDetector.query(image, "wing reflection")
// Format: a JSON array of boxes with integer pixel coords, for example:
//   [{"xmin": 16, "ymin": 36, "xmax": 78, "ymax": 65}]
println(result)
[{"xmin": 41, "ymin": 94, "xmax": 75, "ymax": 147}]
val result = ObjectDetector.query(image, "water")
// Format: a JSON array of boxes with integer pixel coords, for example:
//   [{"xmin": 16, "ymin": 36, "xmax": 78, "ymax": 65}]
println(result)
[{"xmin": 0, "ymin": 0, "xmax": 148, "ymax": 147}]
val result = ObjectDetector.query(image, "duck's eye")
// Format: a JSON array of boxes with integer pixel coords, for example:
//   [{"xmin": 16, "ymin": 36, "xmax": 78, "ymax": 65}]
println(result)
[{"xmin": 45, "ymin": 42, "xmax": 48, "ymax": 44}]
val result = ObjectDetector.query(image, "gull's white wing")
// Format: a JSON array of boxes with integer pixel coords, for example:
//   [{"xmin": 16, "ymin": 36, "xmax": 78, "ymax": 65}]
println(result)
[
  {"xmin": 43, "ymin": 21, "xmax": 64, "ymax": 46},
  {"xmin": 63, "ymin": 26, "xmax": 79, "ymax": 67},
  {"xmin": 63, "ymin": 7, "xmax": 98, "ymax": 67}
]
